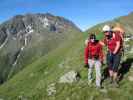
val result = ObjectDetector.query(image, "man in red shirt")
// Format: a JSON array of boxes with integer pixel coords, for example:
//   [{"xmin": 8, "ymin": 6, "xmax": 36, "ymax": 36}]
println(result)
[
  {"xmin": 84, "ymin": 34, "xmax": 104, "ymax": 88},
  {"xmin": 101, "ymin": 25, "xmax": 122, "ymax": 87}
]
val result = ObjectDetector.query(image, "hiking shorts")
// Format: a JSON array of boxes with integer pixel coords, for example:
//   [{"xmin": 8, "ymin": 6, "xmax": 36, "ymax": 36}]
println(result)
[{"xmin": 107, "ymin": 51, "xmax": 122, "ymax": 72}]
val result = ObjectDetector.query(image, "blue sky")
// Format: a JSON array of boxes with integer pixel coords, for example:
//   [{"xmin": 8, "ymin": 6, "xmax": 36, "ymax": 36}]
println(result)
[{"xmin": 0, "ymin": 0, "xmax": 133, "ymax": 31}]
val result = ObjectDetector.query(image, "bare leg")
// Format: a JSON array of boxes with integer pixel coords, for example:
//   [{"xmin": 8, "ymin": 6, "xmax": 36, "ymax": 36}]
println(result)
[
  {"xmin": 113, "ymin": 72, "xmax": 118, "ymax": 81},
  {"xmin": 109, "ymin": 69, "xmax": 113, "ymax": 83},
  {"xmin": 109, "ymin": 69, "xmax": 113, "ymax": 77},
  {"xmin": 112, "ymin": 72, "xmax": 119, "ymax": 87}
]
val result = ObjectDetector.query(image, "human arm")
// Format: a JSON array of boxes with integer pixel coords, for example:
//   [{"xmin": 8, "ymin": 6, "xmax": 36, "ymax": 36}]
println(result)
[{"xmin": 113, "ymin": 41, "xmax": 120, "ymax": 54}]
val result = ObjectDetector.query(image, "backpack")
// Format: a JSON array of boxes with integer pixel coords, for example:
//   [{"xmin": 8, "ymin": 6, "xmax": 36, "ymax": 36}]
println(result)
[
  {"xmin": 112, "ymin": 25, "xmax": 125, "ymax": 54},
  {"xmin": 114, "ymin": 31, "xmax": 124, "ymax": 53}
]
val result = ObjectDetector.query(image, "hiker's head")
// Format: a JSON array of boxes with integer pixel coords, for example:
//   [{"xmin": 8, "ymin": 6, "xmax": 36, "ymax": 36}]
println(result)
[
  {"xmin": 102, "ymin": 25, "xmax": 113, "ymax": 39},
  {"xmin": 89, "ymin": 34, "xmax": 96, "ymax": 43},
  {"xmin": 102, "ymin": 25, "xmax": 112, "ymax": 34},
  {"xmin": 102, "ymin": 25, "xmax": 111, "ymax": 32}
]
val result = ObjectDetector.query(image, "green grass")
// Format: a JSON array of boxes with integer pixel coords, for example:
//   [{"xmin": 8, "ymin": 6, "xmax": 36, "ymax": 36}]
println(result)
[{"xmin": 0, "ymin": 30, "xmax": 133, "ymax": 100}]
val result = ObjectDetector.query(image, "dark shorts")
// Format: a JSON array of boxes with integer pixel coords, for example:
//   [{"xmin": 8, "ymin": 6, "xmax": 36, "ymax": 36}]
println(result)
[{"xmin": 107, "ymin": 51, "xmax": 122, "ymax": 72}]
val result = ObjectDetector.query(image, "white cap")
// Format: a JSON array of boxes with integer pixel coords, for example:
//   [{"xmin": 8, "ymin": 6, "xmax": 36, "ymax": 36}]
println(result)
[{"xmin": 102, "ymin": 25, "xmax": 111, "ymax": 32}]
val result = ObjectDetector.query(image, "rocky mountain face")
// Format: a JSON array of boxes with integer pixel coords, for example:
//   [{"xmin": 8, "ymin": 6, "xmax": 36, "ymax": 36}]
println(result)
[{"xmin": 0, "ymin": 13, "xmax": 81, "ymax": 83}]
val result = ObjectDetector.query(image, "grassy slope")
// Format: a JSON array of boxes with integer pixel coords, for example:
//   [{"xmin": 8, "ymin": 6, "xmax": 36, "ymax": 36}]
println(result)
[
  {"xmin": 0, "ymin": 29, "xmax": 133, "ymax": 100},
  {"xmin": 0, "ymin": 31, "xmax": 84, "ymax": 99},
  {"xmin": 1, "ymin": 13, "xmax": 133, "ymax": 99},
  {"xmin": 0, "ymin": 27, "xmax": 80, "ymax": 83}
]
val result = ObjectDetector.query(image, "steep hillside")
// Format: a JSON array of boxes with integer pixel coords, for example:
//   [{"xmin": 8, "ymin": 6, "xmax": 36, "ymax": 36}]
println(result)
[
  {"xmin": 0, "ymin": 13, "xmax": 81, "ymax": 83},
  {"xmin": 0, "ymin": 29, "xmax": 84, "ymax": 100}
]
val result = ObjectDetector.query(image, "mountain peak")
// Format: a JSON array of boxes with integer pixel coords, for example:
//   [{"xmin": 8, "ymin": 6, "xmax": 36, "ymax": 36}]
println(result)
[{"xmin": 0, "ymin": 13, "xmax": 81, "ymax": 84}]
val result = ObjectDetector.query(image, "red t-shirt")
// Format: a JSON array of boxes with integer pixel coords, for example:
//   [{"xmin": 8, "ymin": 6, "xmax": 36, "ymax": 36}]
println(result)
[{"xmin": 104, "ymin": 33, "xmax": 121, "ymax": 53}]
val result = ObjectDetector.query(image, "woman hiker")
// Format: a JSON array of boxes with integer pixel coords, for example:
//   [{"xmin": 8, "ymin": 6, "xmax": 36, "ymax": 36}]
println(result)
[{"xmin": 84, "ymin": 34, "xmax": 104, "ymax": 88}]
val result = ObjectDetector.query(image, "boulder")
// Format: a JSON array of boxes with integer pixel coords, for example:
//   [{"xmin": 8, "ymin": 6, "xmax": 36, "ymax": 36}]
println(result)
[{"xmin": 59, "ymin": 71, "xmax": 79, "ymax": 83}]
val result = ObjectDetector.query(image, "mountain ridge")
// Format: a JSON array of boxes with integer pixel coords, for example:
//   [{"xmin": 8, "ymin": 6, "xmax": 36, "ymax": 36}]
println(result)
[
  {"xmin": 0, "ymin": 13, "xmax": 81, "ymax": 83},
  {"xmin": 86, "ymin": 12, "xmax": 133, "ymax": 35}
]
